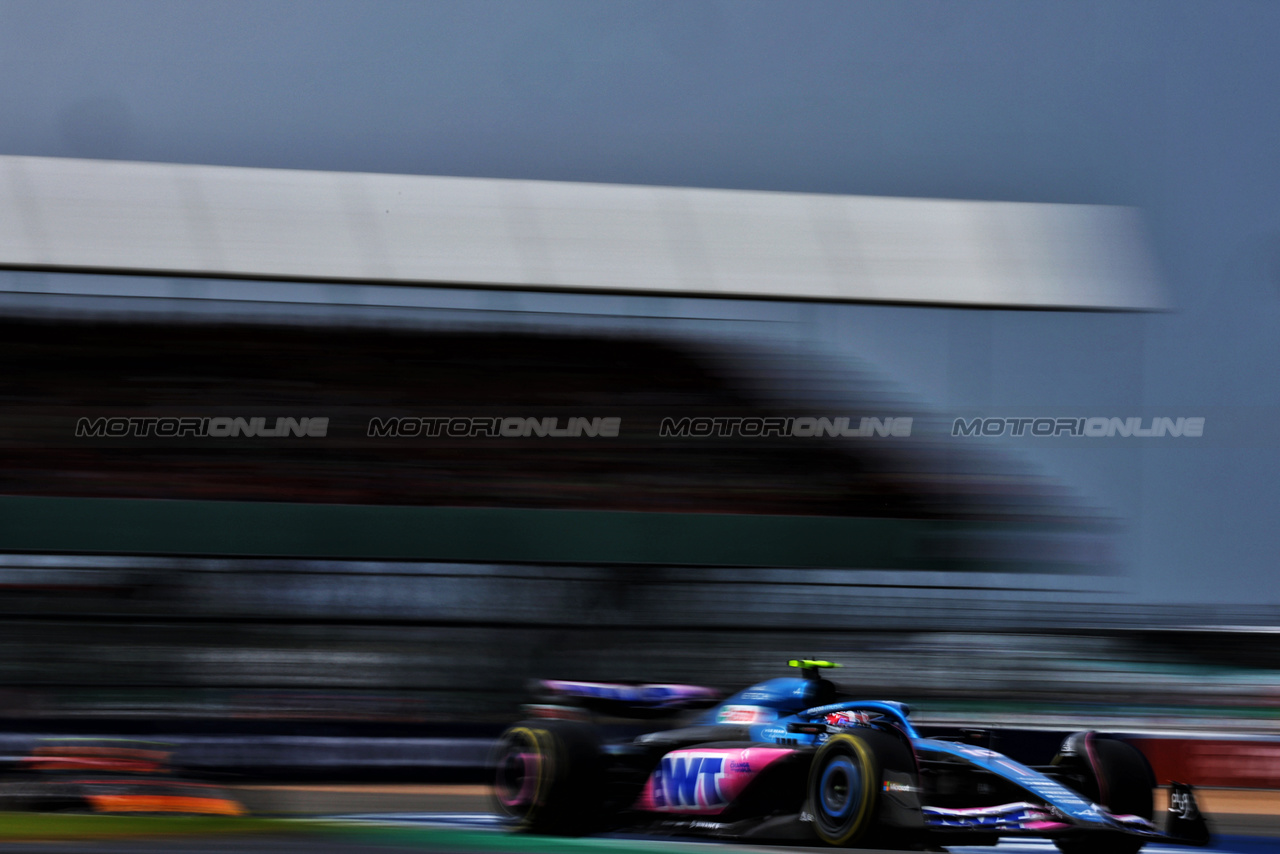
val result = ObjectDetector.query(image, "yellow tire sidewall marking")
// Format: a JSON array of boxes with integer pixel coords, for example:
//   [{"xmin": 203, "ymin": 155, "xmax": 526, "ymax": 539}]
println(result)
[
  {"xmin": 508, "ymin": 726, "xmax": 556, "ymax": 825},
  {"xmin": 811, "ymin": 734, "xmax": 877, "ymax": 846}
]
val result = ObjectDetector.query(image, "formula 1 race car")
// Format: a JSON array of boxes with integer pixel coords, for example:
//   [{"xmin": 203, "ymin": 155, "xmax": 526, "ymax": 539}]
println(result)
[
  {"xmin": 0, "ymin": 739, "xmax": 247, "ymax": 816},
  {"xmin": 493, "ymin": 661, "xmax": 1211, "ymax": 851}
]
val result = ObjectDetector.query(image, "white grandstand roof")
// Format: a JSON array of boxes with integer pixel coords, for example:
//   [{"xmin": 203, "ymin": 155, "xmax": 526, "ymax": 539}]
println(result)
[{"xmin": 0, "ymin": 155, "xmax": 1164, "ymax": 309}]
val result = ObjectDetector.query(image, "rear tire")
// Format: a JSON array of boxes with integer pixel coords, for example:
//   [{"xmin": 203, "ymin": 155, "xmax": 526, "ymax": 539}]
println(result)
[
  {"xmin": 491, "ymin": 720, "xmax": 604, "ymax": 835},
  {"xmin": 1053, "ymin": 733, "xmax": 1155, "ymax": 854}
]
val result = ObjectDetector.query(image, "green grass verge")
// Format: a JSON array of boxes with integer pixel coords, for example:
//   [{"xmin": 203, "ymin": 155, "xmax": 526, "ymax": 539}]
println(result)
[
  {"xmin": 0, "ymin": 812, "xmax": 327, "ymax": 840},
  {"xmin": 320, "ymin": 824, "xmax": 722, "ymax": 854},
  {"xmin": 0, "ymin": 813, "xmax": 722, "ymax": 853}
]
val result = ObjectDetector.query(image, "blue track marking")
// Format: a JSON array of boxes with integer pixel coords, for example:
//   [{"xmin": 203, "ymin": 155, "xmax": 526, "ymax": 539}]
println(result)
[
  {"xmin": 326, "ymin": 813, "xmax": 1280, "ymax": 853},
  {"xmin": 328, "ymin": 812, "xmax": 506, "ymax": 828},
  {"xmin": 950, "ymin": 835, "xmax": 1277, "ymax": 854}
]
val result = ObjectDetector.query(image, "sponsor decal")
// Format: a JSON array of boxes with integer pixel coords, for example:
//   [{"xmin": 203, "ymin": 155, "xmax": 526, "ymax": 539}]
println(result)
[
  {"xmin": 637, "ymin": 748, "xmax": 794, "ymax": 815},
  {"xmin": 716, "ymin": 705, "xmax": 775, "ymax": 724},
  {"xmin": 651, "ymin": 754, "xmax": 726, "ymax": 810},
  {"xmin": 1170, "ymin": 788, "xmax": 1196, "ymax": 819}
]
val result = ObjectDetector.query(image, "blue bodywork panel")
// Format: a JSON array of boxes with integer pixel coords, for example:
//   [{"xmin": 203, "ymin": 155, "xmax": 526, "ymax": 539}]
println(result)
[
  {"xmin": 699, "ymin": 680, "xmax": 1146, "ymax": 835},
  {"xmin": 698, "ymin": 677, "xmax": 821, "ymax": 723},
  {"xmin": 911, "ymin": 738, "xmax": 1116, "ymax": 828}
]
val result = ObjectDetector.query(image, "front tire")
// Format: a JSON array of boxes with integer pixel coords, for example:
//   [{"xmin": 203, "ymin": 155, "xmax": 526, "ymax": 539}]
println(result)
[
  {"xmin": 1053, "ymin": 733, "xmax": 1155, "ymax": 854},
  {"xmin": 808, "ymin": 730, "xmax": 918, "ymax": 847}
]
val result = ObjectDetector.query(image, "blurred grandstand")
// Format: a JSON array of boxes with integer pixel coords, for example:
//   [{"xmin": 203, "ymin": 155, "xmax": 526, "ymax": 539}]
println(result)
[
  {"xmin": 0, "ymin": 314, "xmax": 1097, "ymax": 523},
  {"xmin": 0, "ymin": 305, "xmax": 1273, "ymax": 738},
  {"xmin": 0, "ymin": 157, "xmax": 1271, "ymax": 779}
]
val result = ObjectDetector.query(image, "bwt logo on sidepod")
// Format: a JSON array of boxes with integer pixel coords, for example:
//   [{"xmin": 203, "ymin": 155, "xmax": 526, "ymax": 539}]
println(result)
[{"xmin": 651, "ymin": 753, "xmax": 727, "ymax": 809}]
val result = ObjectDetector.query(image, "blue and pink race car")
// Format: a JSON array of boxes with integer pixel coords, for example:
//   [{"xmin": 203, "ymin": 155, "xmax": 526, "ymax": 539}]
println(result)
[{"xmin": 493, "ymin": 660, "xmax": 1210, "ymax": 851}]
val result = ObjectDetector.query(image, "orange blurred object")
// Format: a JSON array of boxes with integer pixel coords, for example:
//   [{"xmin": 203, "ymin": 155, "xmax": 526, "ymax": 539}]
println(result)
[{"xmin": 86, "ymin": 794, "xmax": 246, "ymax": 816}]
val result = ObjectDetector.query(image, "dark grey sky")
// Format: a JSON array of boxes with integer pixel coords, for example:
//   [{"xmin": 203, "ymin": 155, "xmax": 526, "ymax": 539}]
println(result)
[{"xmin": 2, "ymin": 0, "xmax": 1279, "ymax": 605}]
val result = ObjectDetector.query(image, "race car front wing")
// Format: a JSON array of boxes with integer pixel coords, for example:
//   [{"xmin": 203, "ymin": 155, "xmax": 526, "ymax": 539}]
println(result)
[{"xmin": 920, "ymin": 781, "xmax": 1210, "ymax": 846}]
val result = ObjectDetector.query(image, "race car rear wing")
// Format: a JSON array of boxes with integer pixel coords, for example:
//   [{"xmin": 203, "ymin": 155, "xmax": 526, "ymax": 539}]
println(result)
[{"xmin": 526, "ymin": 679, "xmax": 721, "ymax": 719}]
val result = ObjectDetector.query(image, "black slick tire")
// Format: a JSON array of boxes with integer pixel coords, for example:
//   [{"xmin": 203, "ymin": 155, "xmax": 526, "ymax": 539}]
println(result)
[
  {"xmin": 491, "ymin": 720, "xmax": 604, "ymax": 835},
  {"xmin": 1053, "ymin": 733, "xmax": 1155, "ymax": 854},
  {"xmin": 808, "ymin": 729, "xmax": 918, "ymax": 847}
]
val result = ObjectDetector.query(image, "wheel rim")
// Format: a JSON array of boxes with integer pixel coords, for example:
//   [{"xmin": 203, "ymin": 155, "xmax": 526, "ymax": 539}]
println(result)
[
  {"xmin": 496, "ymin": 750, "xmax": 539, "ymax": 808},
  {"xmin": 809, "ymin": 735, "xmax": 878, "ymax": 845},
  {"xmin": 493, "ymin": 731, "xmax": 544, "ymax": 816},
  {"xmin": 820, "ymin": 756, "xmax": 860, "ymax": 820}
]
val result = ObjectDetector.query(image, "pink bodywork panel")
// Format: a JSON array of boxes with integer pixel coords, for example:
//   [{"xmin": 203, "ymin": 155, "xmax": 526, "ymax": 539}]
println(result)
[{"xmin": 633, "ymin": 747, "xmax": 795, "ymax": 816}]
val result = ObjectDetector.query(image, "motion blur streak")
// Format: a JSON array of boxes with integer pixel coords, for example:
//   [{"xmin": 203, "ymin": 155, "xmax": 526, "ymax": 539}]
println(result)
[
  {"xmin": 0, "ymin": 155, "xmax": 1164, "ymax": 309},
  {"xmin": 0, "ymin": 158, "xmax": 1270, "ymax": 846}
]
